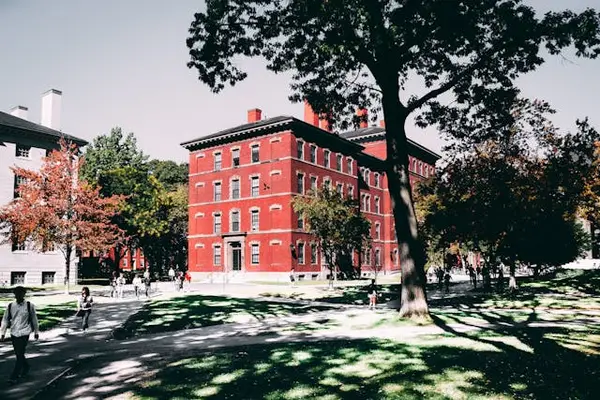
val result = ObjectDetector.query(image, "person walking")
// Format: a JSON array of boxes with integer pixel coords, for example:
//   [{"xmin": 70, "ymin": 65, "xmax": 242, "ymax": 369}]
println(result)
[
  {"xmin": 168, "ymin": 267, "xmax": 175, "ymax": 290},
  {"xmin": 144, "ymin": 272, "xmax": 152, "ymax": 298},
  {"xmin": 0, "ymin": 286, "xmax": 40, "ymax": 384},
  {"xmin": 109, "ymin": 271, "xmax": 118, "ymax": 299},
  {"xmin": 117, "ymin": 273, "xmax": 126, "ymax": 299},
  {"xmin": 444, "ymin": 272, "xmax": 452, "ymax": 294},
  {"xmin": 76, "ymin": 287, "xmax": 94, "ymax": 332},
  {"xmin": 132, "ymin": 275, "xmax": 143, "ymax": 300},
  {"xmin": 289, "ymin": 267, "xmax": 296, "ymax": 288},
  {"xmin": 367, "ymin": 279, "xmax": 377, "ymax": 310}
]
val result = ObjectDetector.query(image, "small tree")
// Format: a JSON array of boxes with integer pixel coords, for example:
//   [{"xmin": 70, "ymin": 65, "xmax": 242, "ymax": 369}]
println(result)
[
  {"xmin": 0, "ymin": 140, "xmax": 123, "ymax": 293},
  {"xmin": 292, "ymin": 188, "xmax": 371, "ymax": 288}
]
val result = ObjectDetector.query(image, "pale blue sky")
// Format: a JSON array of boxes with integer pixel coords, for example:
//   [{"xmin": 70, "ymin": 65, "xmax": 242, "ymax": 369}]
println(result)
[{"xmin": 1, "ymin": 0, "xmax": 599, "ymax": 162}]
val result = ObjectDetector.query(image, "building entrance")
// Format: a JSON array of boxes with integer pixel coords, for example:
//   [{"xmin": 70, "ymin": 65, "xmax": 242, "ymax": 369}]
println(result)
[{"xmin": 231, "ymin": 242, "xmax": 242, "ymax": 271}]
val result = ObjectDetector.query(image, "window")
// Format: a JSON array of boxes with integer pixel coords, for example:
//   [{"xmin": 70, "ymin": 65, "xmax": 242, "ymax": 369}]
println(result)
[
  {"xmin": 365, "ymin": 249, "xmax": 372, "ymax": 265},
  {"xmin": 231, "ymin": 211, "xmax": 240, "ymax": 232},
  {"xmin": 132, "ymin": 259, "xmax": 137, "ymax": 270},
  {"xmin": 42, "ymin": 272, "xmax": 55, "ymax": 285},
  {"xmin": 123, "ymin": 259, "xmax": 128, "ymax": 268},
  {"xmin": 336, "ymin": 154, "xmax": 343, "ymax": 171},
  {"xmin": 16, "ymin": 145, "xmax": 30, "ymax": 158},
  {"xmin": 375, "ymin": 249, "xmax": 381, "ymax": 267},
  {"xmin": 310, "ymin": 176, "xmax": 317, "ymax": 193},
  {"xmin": 11, "ymin": 236, "xmax": 25, "ymax": 252},
  {"xmin": 393, "ymin": 249, "xmax": 399, "ymax": 266},
  {"xmin": 324, "ymin": 150, "xmax": 330, "ymax": 168},
  {"xmin": 374, "ymin": 173, "xmax": 380, "ymax": 188},
  {"xmin": 363, "ymin": 169, "xmax": 370, "ymax": 185},
  {"xmin": 297, "ymin": 212, "xmax": 304, "ymax": 230},
  {"xmin": 310, "ymin": 145, "xmax": 317, "ymax": 163},
  {"xmin": 251, "ymin": 144, "xmax": 260, "ymax": 163},
  {"xmin": 14, "ymin": 175, "xmax": 26, "ymax": 198},
  {"xmin": 214, "ymin": 152, "xmax": 222, "ymax": 171},
  {"xmin": 297, "ymin": 173, "xmax": 305, "ymax": 194},
  {"xmin": 213, "ymin": 213, "xmax": 222, "ymax": 234},
  {"xmin": 10, "ymin": 272, "xmax": 26, "ymax": 285},
  {"xmin": 232, "ymin": 148, "xmax": 240, "ymax": 167},
  {"xmin": 347, "ymin": 158, "xmax": 353, "ymax": 175},
  {"xmin": 419, "ymin": 162, "xmax": 423, "ymax": 175},
  {"xmin": 297, "ymin": 243, "xmax": 305, "ymax": 264},
  {"xmin": 347, "ymin": 185, "xmax": 353, "ymax": 199},
  {"xmin": 214, "ymin": 245, "xmax": 222, "ymax": 266},
  {"xmin": 323, "ymin": 178, "xmax": 331, "ymax": 190},
  {"xmin": 366, "ymin": 195, "xmax": 371, "ymax": 212},
  {"xmin": 310, "ymin": 244, "xmax": 318, "ymax": 264},
  {"xmin": 336, "ymin": 183, "xmax": 343, "ymax": 195},
  {"xmin": 375, "ymin": 223, "xmax": 381, "ymax": 240},
  {"xmin": 375, "ymin": 197, "xmax": 380, "ymax": 214},
  {"xmin": 251, "ymin": 244, "xmax": 260, "ymax": 264},
  {"xmin": 231, "ymin": 179, "xmax": 240, "ymax": 199},
  {"xmin": 214, "ymin": 182, "xmax": 222, "ymax": 201},
  {"xmin": 251, "ymin": 210, "xmax": 259, "ymax": 231},
  {"xmin": 297, "ymin": 140, "xmax": 304, "ymax": 159},
  {"xmin": 251, "ymin": 176, "xmax": 259, "ymax": 197}
]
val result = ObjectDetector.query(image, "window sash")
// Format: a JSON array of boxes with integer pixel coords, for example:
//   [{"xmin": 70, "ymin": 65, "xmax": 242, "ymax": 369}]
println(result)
[
  {"xmin": 251, "ymin": 245, "xmax": 259, "ymax": 264},
  {"xmin": 251, "ymin": 178, "xmax": 259, "ymax": 197},
  {"xmin": 214, "ymin": 246, "xmax": 222, "ymax": 266},
  {"xmin": 214, "ymin": 184, "xmax": 222, "ymax": 201},
  {"xmin": 251, "ymin": 146, "xmax": 260, "ymax": 163},
  {"xmin": 214, "ymin": 154, "xmax": 222, "ymax": 171},
  {"xmin": 231, "ymin": 180, "xmax": 240, "ymax": 199}
]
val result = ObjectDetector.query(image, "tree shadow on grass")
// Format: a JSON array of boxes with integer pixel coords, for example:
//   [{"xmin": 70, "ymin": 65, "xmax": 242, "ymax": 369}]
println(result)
[
  {"xmin": 36, "ymin": 301, "xmax": 77, "ymax": 331},
  {"xmin": 38, "ymin": 326, "xmax": 600, "ymax": 400},
  {"xmin": 118, "ymin": 295, "xmax": 336, "ymax": 338}
]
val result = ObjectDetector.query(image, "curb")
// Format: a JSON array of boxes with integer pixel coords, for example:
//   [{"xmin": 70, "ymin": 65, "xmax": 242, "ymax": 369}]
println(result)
[{"xmin": 29, "ymin": 365, "xmax": 73, "ymax": 400}]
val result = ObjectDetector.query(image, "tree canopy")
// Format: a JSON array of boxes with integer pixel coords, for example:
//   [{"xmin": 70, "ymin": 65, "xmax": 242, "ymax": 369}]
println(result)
[
  {"xmin": 187, "ymin": 0, "xmax": 600, "ymax": 317},
  {"xmin": 0, "ymin": 140, "xmax": 123, "ymax": 293},
  {"xmin": 415, "ymin": 100, "xmax": 597, "ymax": 288}
]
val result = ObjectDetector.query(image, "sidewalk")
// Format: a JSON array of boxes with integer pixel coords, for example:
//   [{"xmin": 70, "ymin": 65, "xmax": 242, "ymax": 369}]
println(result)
[{"xmin": 0, "ymin": 297, "xmax": 145, "ymax": 400}]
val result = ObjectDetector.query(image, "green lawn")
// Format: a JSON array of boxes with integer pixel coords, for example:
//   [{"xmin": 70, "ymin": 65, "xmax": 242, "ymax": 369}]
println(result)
[
  {"xmin": 119, "ymin": 295, "xmax": 335, "ymax": 338},
  {"xmin": 131, "ymin": 325, "xmax": 600, "ymax": 400},
  {"xmin": 432, "ymin": 270, "xmax": 600, "ymax": 310},
  {"xmin": 36, "ymin": 301, "xmax": 77, "ymax": 331}
]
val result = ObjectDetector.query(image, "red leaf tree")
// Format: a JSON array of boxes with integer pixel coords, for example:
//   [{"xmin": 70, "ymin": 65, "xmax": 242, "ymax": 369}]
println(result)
[{"xmin": 0, "ymin": 139, "xmax": 124, "ymax": 293}]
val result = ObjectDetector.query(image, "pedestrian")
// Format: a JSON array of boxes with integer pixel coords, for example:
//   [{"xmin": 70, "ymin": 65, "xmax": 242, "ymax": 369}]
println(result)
[
  {"xmin": 289, "ymin": 267, "xmax": 296, "ymax": 288},
  {"xmin": 109, "ymin": 271, "xmax": 118, "ymax": 298},
  {"xmin": 117, "ymin": 273, "xmax": 126, "ymax": 299},
  {"xmin": 168, "ymin": 267, "xmax": 175, "ymax": 283},
  {"xmin": 144, "ymin": 273, "xmax": 152, "ymax": 298},
  {"xmin": 132, "ymin": 275, "xmax": 142, "ymax": 300},
  {"xmin": 76, "ymin": 287, "xmax": 93, "ymax": 332},
  {"xmin": 178, "ymin": 272, "xmax": 184, "ymax": 292},
  {"xmin": 0, "ymin": 286, "xmax": 40, "ymax": 384},
  {"xmin": 497, "ymin": 267, "xmax": 504, "ymax": 292},
  {"xmin": 469, "ymin": 267, "xmax": 477, "ymax": 288},
  {"xmin": 444, "ymin": 272, "xmax": 452, "ymax": 294},
  {"xmin": 367, "ymin": 279, "xmax": 377, "ymax": 310}
]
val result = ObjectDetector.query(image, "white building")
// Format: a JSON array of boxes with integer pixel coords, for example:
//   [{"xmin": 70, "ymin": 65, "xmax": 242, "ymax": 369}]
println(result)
[{"xmin": 0, "ymin": 89, "xmax": 87, "ymax": 286}]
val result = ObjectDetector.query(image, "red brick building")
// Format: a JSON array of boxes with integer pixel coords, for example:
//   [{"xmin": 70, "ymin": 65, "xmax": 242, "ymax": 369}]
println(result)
[{"xmin": 181, "ymin": 104, "xmax": 440, "ymax": 281}]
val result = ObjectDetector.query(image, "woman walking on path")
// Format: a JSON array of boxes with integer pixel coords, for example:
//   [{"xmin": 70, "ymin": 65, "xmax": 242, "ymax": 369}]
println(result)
[
  {"xmin": 76, "ymin": 287, "xmax": 93, "ymax": 332},
  {"xmin": 132, "ymin": 275, "xmax": 142, "ymax": 300},
  {"xmin": 117, "ymin": 273, "xmax": 126, "ymax": 299}
]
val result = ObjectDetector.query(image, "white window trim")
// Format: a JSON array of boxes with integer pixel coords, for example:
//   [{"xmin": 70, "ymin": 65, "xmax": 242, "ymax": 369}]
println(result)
[{"xmin": 269, "ymin": 204, "xmax": 282, "ymax": 211}]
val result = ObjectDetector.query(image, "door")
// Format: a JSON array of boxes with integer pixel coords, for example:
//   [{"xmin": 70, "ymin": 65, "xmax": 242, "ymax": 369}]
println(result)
[{"xmin": 231, "ymin": 242, "xmax": 242, "ymax": 271}]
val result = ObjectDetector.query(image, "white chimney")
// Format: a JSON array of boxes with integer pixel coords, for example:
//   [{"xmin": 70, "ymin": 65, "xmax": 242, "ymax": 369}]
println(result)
[
  {"xmin": 41, "ymin": 89, "xmax": 62, "ymax": 130},
  {"xmin": 9, "ymin": 105, "xmax": 28, "ymax": 120}
]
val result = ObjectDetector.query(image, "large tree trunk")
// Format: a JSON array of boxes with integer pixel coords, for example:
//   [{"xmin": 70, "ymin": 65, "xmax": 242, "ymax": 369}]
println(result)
[
  {"xmin": 64, "ymin": 245, "xmax": 72, "ymax": 295},
  {"xmin": 381, "ymin": 84, "xmax": 429, "ymax": 318}
]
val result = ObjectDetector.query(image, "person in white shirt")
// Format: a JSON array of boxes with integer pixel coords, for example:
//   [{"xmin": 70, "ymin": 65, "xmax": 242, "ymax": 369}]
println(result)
[
  {"xmin": 117, "ymin": 273, "xmax": 126, "ymax": 299},
  {"xmin": 132, "ymin": 275, "xmax": 142, "ymax": 300},
  {"xmin": 0, "ymin": 286, "xmax": 40, "ymax": 383}
]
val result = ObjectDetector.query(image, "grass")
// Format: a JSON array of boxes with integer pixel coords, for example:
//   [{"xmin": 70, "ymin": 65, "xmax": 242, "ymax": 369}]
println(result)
[
  {"xmin": 36, "ymin": 301, "xmax": 77, "ymax": 330},
  {"xmin": 431, "ymin": 270, "xmax": 600, "ymax": 310},
  {"xmin": 130, "ymin": 325, "xmax": 600, "ymax": 400},
  {"xmin": 119, "ymin": 295, "xmax": 335, "ymax": 338}
]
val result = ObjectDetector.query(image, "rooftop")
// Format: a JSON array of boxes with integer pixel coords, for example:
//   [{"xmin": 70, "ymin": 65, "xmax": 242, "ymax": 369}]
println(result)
[{"xmin": 0, "ymin": 110, "xmax": 87, "ymax": 146}]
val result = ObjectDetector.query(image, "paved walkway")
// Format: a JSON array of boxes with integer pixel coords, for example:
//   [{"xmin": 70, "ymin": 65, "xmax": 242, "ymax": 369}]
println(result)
[{"xmin": 0, "ymin": 297, "xmax": 145, "ymax": 400}]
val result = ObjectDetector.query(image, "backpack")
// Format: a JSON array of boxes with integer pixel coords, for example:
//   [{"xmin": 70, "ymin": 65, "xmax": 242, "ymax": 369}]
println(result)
[{"xmin": 7, "ymin": 301, "xmax": 33, "ymax": 329}]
